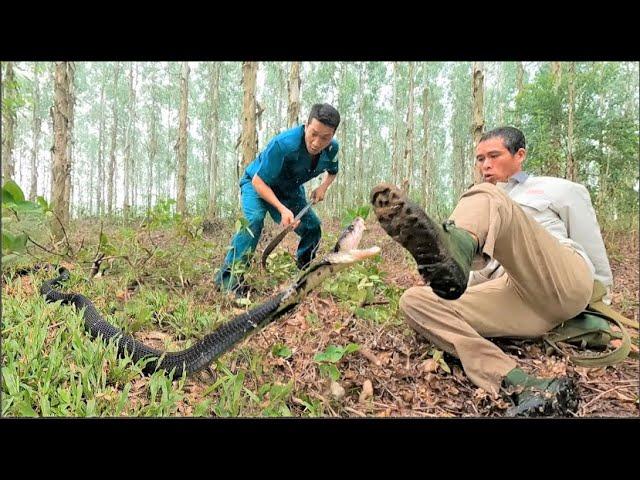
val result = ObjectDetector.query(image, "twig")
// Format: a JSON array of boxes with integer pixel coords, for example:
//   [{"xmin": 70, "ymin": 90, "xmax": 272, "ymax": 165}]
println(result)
[
  {"xmin": 102, "ymin": 255, "xmax": 135, "ymax": 268},
  {"xmin": 375, "ymin": 379, "xmax": 402, "ymax": 402},
  {"xmin": 50, "ymin": 210, "xmax": 73, "ymax": 256},
  {"xmin": 581, "ymin": 385, "xmax": 630, "ymax": 411},
  {"xmin": 361, "ymin": 300, "xmax": 390, "ymax": 307},
  {"xmin": 95, "ymin": 220, "xmax": 104, "ymax": 258},
  {"xmin": 26, "ymin": 235, "xmax": 67, "ymax": 258},
  {"xmin": 343, "ymin": 406, "xmax": 366, "ymax": 417}
]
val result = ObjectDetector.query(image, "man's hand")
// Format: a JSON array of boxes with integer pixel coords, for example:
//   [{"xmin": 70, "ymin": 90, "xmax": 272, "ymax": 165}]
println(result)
[
  {"xmin": 279, "ymin": 207, "xmax": 299, "ymax": 228},
  {"xmin": 311, "ymin": 186, "xmax": 327, "ymax": 203}
]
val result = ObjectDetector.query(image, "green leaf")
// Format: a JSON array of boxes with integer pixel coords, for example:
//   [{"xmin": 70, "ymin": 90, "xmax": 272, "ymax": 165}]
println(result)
[
  {"xmin": 2, "ymin": 368, "xmax": 19, "ymax": 396},
  {"xmin": 18, "ymin": 401, "xmax": 38, "ymax": 417},
  {"xmin": 438, "ymin": 358, "xmax": 451, "ymax": 374},
  {"xmin": 319, "ymin": 364, "xmax": 341, "ymax": 381},
  {"xmin": 431, "ymin": 349, "xmax": 443, "ymax": 363},
  {"xmin": 194, "ymin": 399, "xmax": 212, "ymax": 417},
  {"xmin": 272, "ymin": 344, "xmax": 292, "ymax": 359},
  {"xmin": 343, "ymin": 343, "xmax": 360, "ymax": 355},
  {"xmin": 2, "ymin": 188, "xmax": 15, "ymax": 206},
  {"xmin": 314, "ymin": 345, "xmax": 344, "ymax": 363},
  {"xmin": 2, "ymin": 180, "xmax": 25, "ymax": 204},
  {"xmin": 313, "ymin": 343, "xmax": 359, "ymax": 363},
  {"xmin": 2, "ymin": 231, "xmax": 28, "ymax": 253},
  {"xmin": 12, "ymin": 200, "xmax": 42, "ymax": 213},
  {"xmin": 36, "ymin": 196, "xmax": 50, "ymax": 211}
]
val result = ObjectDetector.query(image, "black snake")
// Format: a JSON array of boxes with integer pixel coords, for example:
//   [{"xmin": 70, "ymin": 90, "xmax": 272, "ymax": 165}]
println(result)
[{"xmin": 34, "ymin": 231, "xmax": 380, "ymax": 378}]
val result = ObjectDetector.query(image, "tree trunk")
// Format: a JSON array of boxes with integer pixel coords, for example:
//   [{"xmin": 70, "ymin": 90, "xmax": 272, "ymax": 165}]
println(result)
[
  {"xmin": 421, "ymin": 85, "xmax": 431, "ymax": 209},
  {"xmin": 175, "ymin": 62, "xmax": 190, "ymax": 216},
  {"xmin": 472, "ymin": 62, "xmax": 485, "ymax": 185},
  {"xmin": 147, "ymin": 114, "xmax": 157, "ymax": 213},
  {"xmin": 51, "ymin": 62, "xmax": 72, "ymax": 241},
  {"xmin": 130, "ymin": 65, "xmax": 138, "ymax": 214},
  {"xmin": 392, "ymin": 62, "xmax": 401, "ymax": 186},
  {"xmin": 147, "ymin": 66, "xmax": 158, "ymax": 212},
  {"xmin": 566, "ymin": 62, "xmax": 576, "ymax": 182},
  {"xmin": 123, "ymin": 63, "xmax": 135, "ymax": 221},
  {"xmin": 516, "ymin": 62, "xmax": 525, "ymax": 96},
  {"xmin": 276, "ymin": 62, "xmax": 284, "ymax": 137},
  {"xmin": 108, "ymin": 62, "xmax": 120, "ymax": 215},
  {"xmin": 287, "ymin": 62, "xmax": 301, "ymax": 128},
  {"xmin": 549, "ymin": 61, "xmax": 563, "ymax": 177},
  {"xmin": 2, "ymin": 62, "xmax": 17, "ymax": 184},
  {"xmin": 63, "ymin": 63, "xmax": 75, "ymax": 220},
  {"xmin": 356, "ymin": 63, "xmax": 366, "ymax": 202},
  {"xmin": 207, "ymin": 62, "xmax": 221, "ymax": 218},
  {"xmin": 240, "ymin": 61, "xmax": 258, "ymax": 175},
  {"xmin": 403, "ymin": 62, "xmax": 415, "ymax": 193},
  {"xmin": 336, "ymin": 62, "xmax": 348, "ymax": 212},
  {"xmin": 551, "ymin": 62, "xmax": 562, "ymax": 92},
  {"xmin": 30, "ymin": 63, "xmax": 42, "ymax": 200},
  {"xmin": 97, "ymin": 78, "xmax": 106, "ymax": 216}
]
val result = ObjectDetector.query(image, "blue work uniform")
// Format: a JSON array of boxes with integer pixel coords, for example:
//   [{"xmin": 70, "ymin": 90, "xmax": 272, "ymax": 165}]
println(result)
[{"xmin": 215, "ymin": 124, "xmax": 339, "ymax": 290}]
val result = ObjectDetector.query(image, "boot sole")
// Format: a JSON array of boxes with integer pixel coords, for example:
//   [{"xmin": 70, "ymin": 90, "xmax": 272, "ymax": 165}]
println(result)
[{"xmin": 370, "ymin": 183, "xmax": 467, "ymax": 300}]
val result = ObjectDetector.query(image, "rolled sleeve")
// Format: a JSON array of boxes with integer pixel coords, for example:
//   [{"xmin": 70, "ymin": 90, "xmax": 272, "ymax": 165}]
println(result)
[{"xmin": 326, "ymin": 143, "xmax": 339, "ymax": 175}]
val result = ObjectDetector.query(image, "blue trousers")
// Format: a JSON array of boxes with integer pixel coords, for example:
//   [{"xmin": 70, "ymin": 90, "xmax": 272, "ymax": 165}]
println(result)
[{"xmin": 214, "ymin": 182, "xmax": 321, "ymax": 290}]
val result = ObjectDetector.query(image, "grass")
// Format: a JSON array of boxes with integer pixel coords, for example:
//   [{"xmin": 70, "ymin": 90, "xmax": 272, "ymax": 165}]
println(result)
[{"xmin": 2, "ymin": 215, "xmax": 390, "ymax": 417}]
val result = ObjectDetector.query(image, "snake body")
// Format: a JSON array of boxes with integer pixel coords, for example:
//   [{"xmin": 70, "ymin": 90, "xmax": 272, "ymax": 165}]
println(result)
[{"xmin": 38, "ymin": 242, "xmax": 380, "ymax": 377}]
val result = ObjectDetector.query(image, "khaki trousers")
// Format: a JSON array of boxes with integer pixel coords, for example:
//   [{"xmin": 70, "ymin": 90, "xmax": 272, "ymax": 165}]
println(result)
[{"xmin": 400, "ymin": 183, "xmax": 593, "ymax": 395}]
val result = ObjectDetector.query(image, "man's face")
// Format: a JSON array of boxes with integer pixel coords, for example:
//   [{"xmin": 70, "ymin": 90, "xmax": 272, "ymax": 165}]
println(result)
[
  {"xmin": 304, "ymin": 118, "xmax": 335, "ymax": 155},
  {"xmin": 475, "ymin": 136, "xmax": 525, "ymax": 184}
]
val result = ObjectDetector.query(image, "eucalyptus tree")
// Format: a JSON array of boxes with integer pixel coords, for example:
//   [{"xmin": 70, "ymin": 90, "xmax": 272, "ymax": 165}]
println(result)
[
  {"xmin": 403, "ymin": 61, "xmax": 415, "ymax": 194},
  {"xmin": 29, "ymin": 63, "xmax": 44, "ymax": 200},
  {"xmin": 472, "ymin": 61, "xmax": 485, "ymax": 184},
  {"xmin": 287, "ymin": 62, "xmax": 301, "ymax": 128},
  {"xmin": 50, "ymin": 62, "xmax": 73, "ymax": 240},
  {"xmin": 176, "ymin": 61, "xmax": 189, "ymax": 216},
  {"xmin": 2, "ymin": 62, "xmax": 18, "ymax": 183},
  {"xmin": 449, "ymin": 62, "xmax": 473, "ymax": 199}
]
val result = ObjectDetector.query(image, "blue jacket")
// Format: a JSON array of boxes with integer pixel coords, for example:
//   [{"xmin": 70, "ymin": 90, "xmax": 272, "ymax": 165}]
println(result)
[{"xmin": 240, "ymin": 125, "xmax": 339, "ymax": 197}]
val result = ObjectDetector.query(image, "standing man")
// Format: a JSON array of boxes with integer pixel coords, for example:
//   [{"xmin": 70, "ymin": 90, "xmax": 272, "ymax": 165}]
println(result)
[{"xmin": 215, "ymin": 103, "xmax": 341, "ymax": 296}]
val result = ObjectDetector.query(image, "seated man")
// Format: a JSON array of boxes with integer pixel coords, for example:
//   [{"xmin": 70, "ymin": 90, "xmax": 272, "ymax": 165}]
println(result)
[
  {"xmin": 371, "ymin": 126, "xmax": 613, "ymax": 417},
  {"xmin": 215, "ymin": 103, "xmax": 341, "ymax": 296}
]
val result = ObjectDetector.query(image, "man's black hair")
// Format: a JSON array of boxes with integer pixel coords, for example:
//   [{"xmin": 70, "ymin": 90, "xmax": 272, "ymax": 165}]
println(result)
[
  {"xmin": 308, "ymin": 103, "xmax": 340, "ymax": 131},
  {"xmin": 480, "ymin": 126, "xmax": 526, "ymax": 154}
]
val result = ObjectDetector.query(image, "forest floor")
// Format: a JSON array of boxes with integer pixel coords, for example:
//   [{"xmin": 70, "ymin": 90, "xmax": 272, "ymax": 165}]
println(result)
[
  {"xmin": 196, "ymin": 218, "xmax": 639, "ymax": 417},
  {"xmin": 3, "ymin": 214, "xmax": 638, "ymax": 417}
]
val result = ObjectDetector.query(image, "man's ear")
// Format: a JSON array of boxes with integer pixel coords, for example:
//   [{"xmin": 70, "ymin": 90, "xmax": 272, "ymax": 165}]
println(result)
[{"xmin": 516, "ymin": 148, "xmax": 526, "ymax": 167}]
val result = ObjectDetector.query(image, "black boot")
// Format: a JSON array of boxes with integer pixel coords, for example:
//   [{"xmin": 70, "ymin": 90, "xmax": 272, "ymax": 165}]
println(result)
[
  {"xmin": 503, "ymin": 368, "xmax": 579, "ymax": 417},
  {"xmin": 371, "ymin": 183, "xmax": 478, "ymax": 300}
]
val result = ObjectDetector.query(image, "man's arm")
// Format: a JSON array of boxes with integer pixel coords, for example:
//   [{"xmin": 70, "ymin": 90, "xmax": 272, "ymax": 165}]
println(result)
[
  {"xmin": 252, "ymin": 174, "xmax": 297, "ymax": 227},
  {"xmin": 559, "ymin": 183, "xmax": 613, "ymax": 287},
  {"xmin": 311, "ymin": 172, "xmax": 336, "ymax": 202}
]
